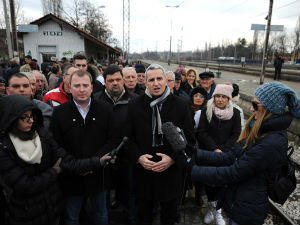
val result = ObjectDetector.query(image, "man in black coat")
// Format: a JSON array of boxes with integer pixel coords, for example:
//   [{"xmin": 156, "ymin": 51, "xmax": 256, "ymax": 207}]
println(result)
[
  {"xmin": 274, "ymin": 55, "xmax": 284, "ymax": 80},
  {"xmin": 50, "ymin": 70, "xmax": 116, "ymax": 225},
  {"xmin": 94, "ymin": 64, "xmax": 137, "ymax": 224},
  {"xmin": 126, "ymin": 64, "xmax": 195, "ymax": 225}
]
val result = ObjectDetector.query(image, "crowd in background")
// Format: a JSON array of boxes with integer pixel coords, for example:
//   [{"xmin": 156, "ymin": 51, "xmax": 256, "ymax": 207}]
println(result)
[{"xmin": 0, "ymin": 53, "xmax": 299, "ymax": 225}]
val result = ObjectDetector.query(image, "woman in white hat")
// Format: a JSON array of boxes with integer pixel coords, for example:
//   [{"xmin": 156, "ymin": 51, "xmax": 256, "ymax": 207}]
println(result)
[{"xmin": 196, "ymin": 84, "xmax": 242, "ymax": 225}]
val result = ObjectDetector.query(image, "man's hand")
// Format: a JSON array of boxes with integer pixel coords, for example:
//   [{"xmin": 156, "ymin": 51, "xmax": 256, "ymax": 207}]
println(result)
[
  {"xmin": 214, "ymin": 149, "xmax": 222, "ymax": 152},
  {"xmin": 80, "ymin": 171, "xmax": 93, "ymax": 176},
  {"xmin": 100, "ymin": 153, "xmax": 112, "ymax": 166},
  {"xmin": 138, "ymin": 154, "xmax": 155, "ymax": 170},
  {"xmin": 152, "ymin": 153, "xmax": 174, "ymax": 173},
  {"xmin": 53, "ymin": 157, "xmax": 62, "ymax": 174}
]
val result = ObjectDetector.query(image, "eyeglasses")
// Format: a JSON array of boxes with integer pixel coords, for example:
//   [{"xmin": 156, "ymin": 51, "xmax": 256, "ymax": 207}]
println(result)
[
  {"xmin": 19, "ymin": 114, "xmax": 34, "ymax": 122},
  {"xmin": 168, "ymin": 79, "xmax": 175, "ymax": 82},
  {"xmin": 251, "ymin": 101, "xmax": 261, "ymax": 111},
  {"xmin": 194, "ymin": 94, "xmax": 204, "ymax": 98}
]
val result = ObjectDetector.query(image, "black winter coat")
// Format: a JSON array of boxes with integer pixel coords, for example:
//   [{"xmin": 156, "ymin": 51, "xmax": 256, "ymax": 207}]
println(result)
[
  {"xmin": 50, "ymin": 98, "xmax": 116, "ymax": 195},
  {"xmin": 200, "ymin": 82, "xmax": 216, "ymax": 100},
  {"xmin": 181, "ymin": 81, "xmax": 195, "ymax": 96},
  {"xmin": 0, "ymin": 95, "xmax": 63, "ymax": 225},
  {"xmin": 197, "ymin": 107, "xmax": 241, "ymax": 152},
  {"xmin": 94, "ymin": 90, "xmax": 137, "ymax": 164},
  {"xmin": 126, "ymin": 93, "xmax": 196, "ymax": 201},
  {"xmin": 191, "ymin": 114, "xmax": 292, "ymax": 225}
]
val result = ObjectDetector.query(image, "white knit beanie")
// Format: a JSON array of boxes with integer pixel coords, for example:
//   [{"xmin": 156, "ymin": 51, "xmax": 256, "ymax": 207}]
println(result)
[{"xmin": 212, "ymin": 84, "xmax": 233, "ymax": 100}]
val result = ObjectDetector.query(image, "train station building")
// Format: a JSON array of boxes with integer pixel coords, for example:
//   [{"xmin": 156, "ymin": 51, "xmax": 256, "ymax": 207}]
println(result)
[{"xmin": 22, "ymin": 13, "xmax": 121, "ymax": 63}]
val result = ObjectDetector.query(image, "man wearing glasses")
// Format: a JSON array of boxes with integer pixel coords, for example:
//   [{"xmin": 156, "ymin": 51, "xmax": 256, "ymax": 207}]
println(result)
[
  {"xmin": 5, "ymin": 73, "xmax": 52, "ymax": 128},
  {"xmin": 166, "ymin": 71, "xmax": 175, "ymax": 93},
  {"xmin": 43, "ymin": 65, "xmax": 79, "ymax": 107}
]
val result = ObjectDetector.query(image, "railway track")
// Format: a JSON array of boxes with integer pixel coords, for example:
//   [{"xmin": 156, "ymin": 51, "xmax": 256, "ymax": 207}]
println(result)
[{"xmin": 267, "ymin": 155, "xmax": 300, "ymax": 225}]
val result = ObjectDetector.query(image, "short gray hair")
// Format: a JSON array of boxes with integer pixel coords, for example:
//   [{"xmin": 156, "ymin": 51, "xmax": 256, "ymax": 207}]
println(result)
[
  {"xmin": 22, "ymin": 72, "xmax": 36, "ymax": 82},
  {"xmin": 165, "ymin": 71, "xmax": 175, "ymax": 80},
  {"xmin": 122, "ymin": 67, "xmax": 137, "ymax": 75},
  {"xmin": 145, "ymin": 64, "xmax": 165, "ymax": 80}
]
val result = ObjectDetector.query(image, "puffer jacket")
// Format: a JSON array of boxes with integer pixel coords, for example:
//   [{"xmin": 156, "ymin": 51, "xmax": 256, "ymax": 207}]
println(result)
[
  {"xmin": 197, "ymin": 107, "xmax": 241, "ymax": 152},
  {"xmin": 0, "ymin": 95, "xmax": 64, "ymax": 225},
  {"xmin": 191, "ymin": 113, "xmax": 292, "ymax": 225}
]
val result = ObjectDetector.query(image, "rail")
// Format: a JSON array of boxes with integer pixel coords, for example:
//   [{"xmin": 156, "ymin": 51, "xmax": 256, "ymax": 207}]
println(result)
[{"xmin": 141, "ymin": 59, "xmax": 300, "ymax": 81}]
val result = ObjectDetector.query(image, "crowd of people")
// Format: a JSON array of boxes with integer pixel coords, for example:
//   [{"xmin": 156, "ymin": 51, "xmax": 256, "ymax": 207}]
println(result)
[{"xmin": 0, "ymin": 53, "xmax": 299, "ymax": 225}]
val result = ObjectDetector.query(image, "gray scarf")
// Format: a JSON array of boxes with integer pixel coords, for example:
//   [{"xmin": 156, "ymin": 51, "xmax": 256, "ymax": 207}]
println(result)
[{"xmin": 145, "ymin": 86, "xmax": 171, "ymax": 147}]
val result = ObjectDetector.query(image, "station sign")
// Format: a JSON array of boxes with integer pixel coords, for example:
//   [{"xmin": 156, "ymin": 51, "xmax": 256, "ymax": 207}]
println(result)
[
  {"xmin": 251, "ymin": 24, "xmax": 284, "ymax": 31},
  {"xmin": 17, "ymin": 24, "xmax": 38, "ymax": 32},
  {"xmin": 43, "ymin": 31, "xmax": 63, "ymax": 36},
  {"xmin": 251, "ymin": 24, "xmax": 265, "ymax": 30}
]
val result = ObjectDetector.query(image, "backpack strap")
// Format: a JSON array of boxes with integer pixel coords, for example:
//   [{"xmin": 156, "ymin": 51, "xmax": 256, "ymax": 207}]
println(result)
[{"xmin": 287, "ymin": 146, "xmax": 294, "ymax": 158}]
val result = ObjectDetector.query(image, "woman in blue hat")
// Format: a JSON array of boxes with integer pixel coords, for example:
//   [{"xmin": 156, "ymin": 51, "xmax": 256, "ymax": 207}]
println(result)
[{"xmin": 190, "ymin": 82, "xmax": 300, "ymax": 225}]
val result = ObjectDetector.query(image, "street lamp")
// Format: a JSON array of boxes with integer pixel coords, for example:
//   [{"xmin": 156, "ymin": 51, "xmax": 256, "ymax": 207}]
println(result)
[
  {"xmin": 96, "ymin": 5, "xmax": 106, "ymax": 45},
  {"xmin": 165, "ymin": 4, "xmax": 180, "ymax": 65}
]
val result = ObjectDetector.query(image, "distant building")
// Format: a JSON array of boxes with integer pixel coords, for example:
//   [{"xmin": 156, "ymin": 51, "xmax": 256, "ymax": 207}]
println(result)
[{"xmin": 23, "ymin": 13, "xmax": 121, "ymax": 63}]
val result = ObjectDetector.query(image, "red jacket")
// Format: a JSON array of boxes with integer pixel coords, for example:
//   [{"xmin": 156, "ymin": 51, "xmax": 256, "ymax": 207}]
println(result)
[{"xmin": 43, "ymin": 82, "xmax": 70, "ymax": 107}]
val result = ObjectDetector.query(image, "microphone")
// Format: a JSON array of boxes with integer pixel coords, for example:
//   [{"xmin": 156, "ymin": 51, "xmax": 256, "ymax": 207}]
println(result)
[
  {"xmin": 162, "ymin": 122, "xmax": 191, "ymax": 162},
  {"xmin": 109, "ymin": 136, "xmax": 128, "ymax": 157}
]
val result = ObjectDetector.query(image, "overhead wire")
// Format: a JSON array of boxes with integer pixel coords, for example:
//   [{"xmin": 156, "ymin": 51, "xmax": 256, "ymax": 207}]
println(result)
[
  {"xmin": 219, "ymin": 0, "xmax": 249, "ymax": 15},
  {"xmin": 255, "ymin": 0, "xmax": 299, "ymax": 17}
]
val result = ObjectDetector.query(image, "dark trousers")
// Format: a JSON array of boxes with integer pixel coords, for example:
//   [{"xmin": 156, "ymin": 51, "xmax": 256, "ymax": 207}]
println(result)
[
  {"xmin": 137, "ymin": 198, "xmax": 178, "ymax": 225},
  {"xmin": 274, "ymin": 67, "xmax": 282, "ymax": 80},
  {"xmin": 205, "ymin": 185, "xmax": 219, "ymax": 202},
  {"xmin": 0, "ymin": 187, "xmax": 6, "ymax": 225},
  {"xmin": 119, "ymin": 164, "xmax": 136, "ymax": 220}
]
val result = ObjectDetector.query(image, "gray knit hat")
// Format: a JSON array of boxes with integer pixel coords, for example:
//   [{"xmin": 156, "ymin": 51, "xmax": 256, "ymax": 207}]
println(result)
[{"xmin": 255, "ymin": 82, "xmax": 300, "ymax": 118}]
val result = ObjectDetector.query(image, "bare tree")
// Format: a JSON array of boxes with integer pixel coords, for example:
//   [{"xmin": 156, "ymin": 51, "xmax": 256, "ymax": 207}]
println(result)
[
  {"xmin": 292, "ymin": 14, "xmax": 300, "ymax": 62},
  {"xmin": 15, "ymin": 1, "xmax": 32, "ymax": 24},
  {"xmin": 41, "ymin": 0, "xmax": 63, "ymax": 17},
  {"xmin": 252, "ymin": 30, "xmax": 258, "ymax": 59},
  {"xmin": 276, "ymin": 31, "xmax": 288, "ymax": 55},
  {"xmin": 63, "ymin": 0, "xmax": 113, "ymax": 42},
  {"xmin": 0, "ymin": 4, "xmax": 5, "ymax": 29},
  {"xmin": 0, "ymin": 0, "xmax": 32, "ymax": 28}
]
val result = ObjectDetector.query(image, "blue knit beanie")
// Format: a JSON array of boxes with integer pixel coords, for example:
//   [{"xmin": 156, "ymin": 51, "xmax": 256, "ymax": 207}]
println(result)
[{"xmin": 255, "ymin": 82, "xmax": 300, "ymax": 118}]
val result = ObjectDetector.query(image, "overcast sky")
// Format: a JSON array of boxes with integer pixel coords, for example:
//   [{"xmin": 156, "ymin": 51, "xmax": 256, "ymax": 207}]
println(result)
[{"xmin": 15, "ymin": 0, "xmax": 300, "ymax": 53}]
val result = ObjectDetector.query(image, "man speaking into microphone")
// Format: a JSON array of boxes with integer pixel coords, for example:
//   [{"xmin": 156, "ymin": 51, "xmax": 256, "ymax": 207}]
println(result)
[{"xmin": 126, "ymin": 64, "xmax": 195, "ymax": 225}]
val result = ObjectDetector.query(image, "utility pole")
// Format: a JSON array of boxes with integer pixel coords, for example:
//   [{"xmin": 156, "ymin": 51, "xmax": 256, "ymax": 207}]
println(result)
[
  {"xmin": 166, "ymin": 4, "xmax": 180, "ymax": 66},
  {"xmin": 168, "ymin": 35, "xmax": 172, "ymax": 65},
  {"xmin": 2, "ymin": 0, "xmax": 13, "ymax": 58},
  {"xmin": 260, "ymin": 0, "xmax": 273, "ymax": 85},
  {"xmin": 9, "ymin": 0, "xmax": 18, "ymax": 55},
  {"xmin": 177, "ymin": 27, "xmax": 183, "ymax": 64},
  {"xmin": 122, "ymin": 0, "xmax": 130, "ymax": 60}
]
